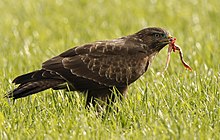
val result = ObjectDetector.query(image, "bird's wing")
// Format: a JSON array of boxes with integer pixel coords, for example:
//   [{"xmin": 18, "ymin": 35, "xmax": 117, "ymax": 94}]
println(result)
[{"xmin": 42, "ymin": 39, "xmax": 149, "ymax": 87}]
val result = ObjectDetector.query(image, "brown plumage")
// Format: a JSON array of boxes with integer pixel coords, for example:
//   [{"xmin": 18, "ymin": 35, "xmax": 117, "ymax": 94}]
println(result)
[{"xmin": 7, "ymin": 27, "xmax": 172, "ymax": 107}]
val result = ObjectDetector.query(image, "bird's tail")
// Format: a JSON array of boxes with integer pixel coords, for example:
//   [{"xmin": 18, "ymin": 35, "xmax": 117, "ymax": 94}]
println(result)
[{"xmin": 6, "ymin": 70, "xmax": 65, "ymax": 99}]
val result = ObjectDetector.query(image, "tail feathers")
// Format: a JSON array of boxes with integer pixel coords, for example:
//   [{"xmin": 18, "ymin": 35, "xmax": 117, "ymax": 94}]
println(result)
[
  {"xmin": 12, "ymin": 70, "xmax": 60, "ymax": 85},
  {"xmin": 12, "ymin": 71, "xmax": 38, "ymax": 84},
  {"xmin": 7, "ymin": 79, "xmax": 64, "ymax": 99}
]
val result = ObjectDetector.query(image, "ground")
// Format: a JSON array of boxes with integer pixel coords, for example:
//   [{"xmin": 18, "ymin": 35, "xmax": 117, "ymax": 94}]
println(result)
[{"xmin": 0, "ymin": 0, "xmax": 219, "ymax": 139}]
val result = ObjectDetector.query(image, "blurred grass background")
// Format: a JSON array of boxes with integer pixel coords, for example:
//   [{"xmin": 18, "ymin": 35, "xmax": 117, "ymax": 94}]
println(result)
[{"xmin": 0, "ymin": 0, "xmax": 219, "ymax": 139}]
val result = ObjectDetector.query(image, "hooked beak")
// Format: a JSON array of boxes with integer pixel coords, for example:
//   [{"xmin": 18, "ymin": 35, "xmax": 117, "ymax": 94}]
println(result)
[
  {"xmin": 168, "ymin": 34, "xmax": 172, "ymax": 39},
  {"xmin": 158, "ymin": 34, "xmax": 173, "ymax": 45},
  {"xmin": 155, "ymin": 34, "xmax": 173, "ymax": 52},
  {"xmin": 168, "ymin": 34, "xmax": 174, "ymax": 42}
]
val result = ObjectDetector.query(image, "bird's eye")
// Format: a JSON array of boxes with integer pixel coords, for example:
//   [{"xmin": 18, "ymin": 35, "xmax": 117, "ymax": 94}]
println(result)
[
  {"xmin": 154, "ymin": 34, "xmax": 160, "ymax": 38},
  {"xmin": 161, "ymin": 34, "xmax": 166, "ymax": 38}
]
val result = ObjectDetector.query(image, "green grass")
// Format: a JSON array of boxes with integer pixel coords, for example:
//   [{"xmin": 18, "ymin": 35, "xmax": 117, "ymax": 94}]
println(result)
[{"xmin": 0, "ymin": 0, "xmax": 220, "ymax": 139}]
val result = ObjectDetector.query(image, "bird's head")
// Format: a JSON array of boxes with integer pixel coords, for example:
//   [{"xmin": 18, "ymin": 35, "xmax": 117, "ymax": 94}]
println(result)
[{"xmin": 134, "ymin": 27, "xmax": 173, "ymax": 53}]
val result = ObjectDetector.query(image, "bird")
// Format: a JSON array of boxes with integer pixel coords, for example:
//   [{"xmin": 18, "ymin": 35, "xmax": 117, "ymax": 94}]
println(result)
[{"xmin": 6, "ymin": 27, "xmax": 172, "ymax": 107}]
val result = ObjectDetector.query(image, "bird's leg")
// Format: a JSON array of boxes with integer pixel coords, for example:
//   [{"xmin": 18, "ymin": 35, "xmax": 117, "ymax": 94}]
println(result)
[{"xmin": 85, "ymin": 87, "xmax": 127, "ymax": 111}]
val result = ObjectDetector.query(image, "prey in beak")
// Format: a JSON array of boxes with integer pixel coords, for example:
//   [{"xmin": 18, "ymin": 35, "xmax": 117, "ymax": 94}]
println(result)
[{"xmin": 163, "ymin": 35, "xmax": 192, "ymax": 71}]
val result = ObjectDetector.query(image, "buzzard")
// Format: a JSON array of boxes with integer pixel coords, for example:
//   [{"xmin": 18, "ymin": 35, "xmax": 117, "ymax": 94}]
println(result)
[{"xmin": 7, "ymin": 27, "xmax": 172, "ymax": 107}]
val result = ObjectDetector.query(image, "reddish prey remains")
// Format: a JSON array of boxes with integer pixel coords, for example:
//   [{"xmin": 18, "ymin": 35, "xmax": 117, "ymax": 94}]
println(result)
[{"xmin": 164, "ymin": 37, "xmax": 192, "ymax": 71}]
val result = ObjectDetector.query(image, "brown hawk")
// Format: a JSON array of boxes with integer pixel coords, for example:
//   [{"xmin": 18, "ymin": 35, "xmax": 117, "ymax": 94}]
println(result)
[{"xmin": 7, "ymin": 27, "xmax": 172, "ymax": 107}]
